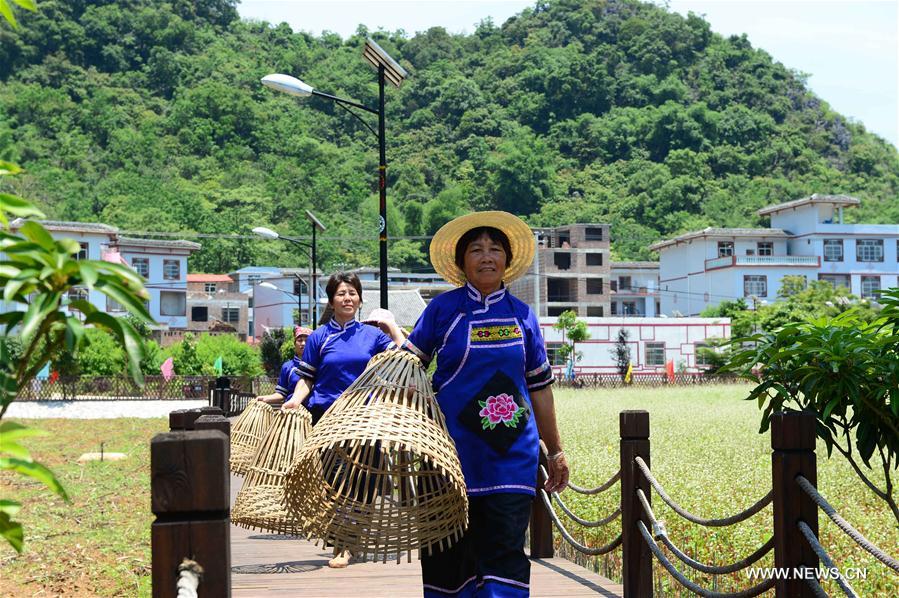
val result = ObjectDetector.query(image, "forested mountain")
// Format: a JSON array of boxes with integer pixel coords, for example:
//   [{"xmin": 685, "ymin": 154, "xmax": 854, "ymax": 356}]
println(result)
[{"xmin": 1, "ymin": 0, "xmax": 897, "ymax": 272}]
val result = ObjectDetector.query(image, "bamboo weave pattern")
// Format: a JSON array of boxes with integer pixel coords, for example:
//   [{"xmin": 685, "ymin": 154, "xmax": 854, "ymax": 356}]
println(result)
[{"xmin": 229, "ymin": 400, "xmax": 274, "ymax": 476}]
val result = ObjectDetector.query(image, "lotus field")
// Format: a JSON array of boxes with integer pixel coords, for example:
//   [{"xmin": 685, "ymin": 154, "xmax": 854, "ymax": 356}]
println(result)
[{"xmin": 553, "ymin": 384, "xmax": 898, "ymax": 596}]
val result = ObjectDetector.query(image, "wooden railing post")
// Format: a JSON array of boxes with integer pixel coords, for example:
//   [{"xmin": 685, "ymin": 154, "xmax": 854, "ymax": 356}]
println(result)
[
  {"xmin": 620, "ymin": 410, "xmax": 652, "ymax": 598},
  {"xmin": 530, "ymin": 448, "xmax": 554, "ymax": 558},
  {"xmin": 151, "ymin": 428, "xmax": 230, "ymax": 597},
  {"xmin": 195, "ymin": 414, "xmax": 230, "ymax": 436},
  {"xmin": 771, "ymin": 411, "xmax": 818, "ymax": 597}
]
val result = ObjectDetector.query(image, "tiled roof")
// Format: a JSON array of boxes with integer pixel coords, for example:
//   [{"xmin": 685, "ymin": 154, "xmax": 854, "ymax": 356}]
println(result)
[
  {"xmin": 758, "ymin": 194, "xmax": 860, "ymax": 216},
  {"xmin": 11, "ymin": 219, "xmax": 118, "ymax": 235},
  {"xmin": 187, "ymin": 274, "xmax": 233, "ymax": 283},
  {"xmin": 649, "ymin": 228, "xmax": 788, "ymax": 251},
  {"xmin": 116, "ymin": 236, "xmax": 201, "ymax": 250},
  {"xmin": 359, "ymin": 289, "xmax": 427, "ymax": 328}
]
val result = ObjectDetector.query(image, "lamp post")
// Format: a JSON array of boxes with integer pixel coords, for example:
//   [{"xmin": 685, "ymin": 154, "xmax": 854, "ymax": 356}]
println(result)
[
  {"xmin": 253, "ymin": 226, "xmax": 319, "ymax": 324},
  {"xmin": 261, "ymin": 38, "xmax": 407, "ymax": 310},
  {"xmin": 258, "ymin": 280, "xmax": 305, "ymax": 326}
]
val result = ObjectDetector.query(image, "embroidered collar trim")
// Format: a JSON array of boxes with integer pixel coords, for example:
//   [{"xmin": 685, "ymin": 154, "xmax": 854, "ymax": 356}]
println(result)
[
  {"xmin": 465, "ymin": 282, "xmax": 506, "ymax": 305},
  {"xmin": 328, "ymin": 317, "xmax": 359, "ymax": 331}
]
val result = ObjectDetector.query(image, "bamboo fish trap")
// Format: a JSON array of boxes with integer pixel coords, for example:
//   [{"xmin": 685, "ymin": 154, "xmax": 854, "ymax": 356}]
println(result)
[
  {"xmin": 231, "ymin": 407, "xmax": 313, "ymax": 534},
  {"xmin": 229, "ymin": 400, "xmax": 274, "ymax": 476},
  {"xmin": 283, "ymin": 349, "xmax": 468, "ymax": 563}
]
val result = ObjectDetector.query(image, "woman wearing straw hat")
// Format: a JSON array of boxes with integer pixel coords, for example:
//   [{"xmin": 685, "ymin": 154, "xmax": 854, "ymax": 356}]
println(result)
[
  {"xmin": 283, "ymin": 271, "xmax": 405, "ymax": 567},
  {"xmin": 403, "ymin": 211, "xmax": 569, "ymax": 598},
  {"xmin": 255, "ymin": 325, "xmax": 313, "ymax": 406}
]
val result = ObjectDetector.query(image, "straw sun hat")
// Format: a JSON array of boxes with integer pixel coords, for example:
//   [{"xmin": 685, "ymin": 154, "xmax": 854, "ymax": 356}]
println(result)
[{"xmin": 429, "ymin": 211, "xmax": 535, "ymax": 287}]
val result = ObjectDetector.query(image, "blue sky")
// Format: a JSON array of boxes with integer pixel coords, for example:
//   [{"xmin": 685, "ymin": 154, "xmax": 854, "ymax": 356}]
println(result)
[{"xmin": 238, "ymin": 1, "xmax": 898, "ymax": 148}]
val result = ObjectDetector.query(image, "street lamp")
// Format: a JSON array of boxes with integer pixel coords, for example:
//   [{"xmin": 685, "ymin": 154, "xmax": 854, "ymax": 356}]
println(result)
[
  {"xmin": 261, "ymin": 38, "xmax": 407, "ymax": 310},
  {"xmin": 253, "ymin": 226, "xmax": 319, "ymax": 324},
  {"xmin": 258, "ymin": 280, "xmax": 304, "ymax": 326}
]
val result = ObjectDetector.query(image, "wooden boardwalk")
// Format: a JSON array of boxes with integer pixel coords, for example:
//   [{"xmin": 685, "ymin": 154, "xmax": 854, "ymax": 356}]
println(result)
[{"xmin": 229, "ymin": 474, "xmax": 623, "ymax": 597}]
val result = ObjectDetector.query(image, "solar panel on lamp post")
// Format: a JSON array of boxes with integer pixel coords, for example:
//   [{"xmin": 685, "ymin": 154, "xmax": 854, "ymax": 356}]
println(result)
[{"xmin": 261, "ymin": 38, "xmax": 407, "ymax": 311}]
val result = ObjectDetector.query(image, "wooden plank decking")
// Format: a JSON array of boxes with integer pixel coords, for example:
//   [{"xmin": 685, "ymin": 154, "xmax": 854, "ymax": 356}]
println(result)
[{"xmin": 229, "ymin": 474, "xmax": 623, "ymax": 597}]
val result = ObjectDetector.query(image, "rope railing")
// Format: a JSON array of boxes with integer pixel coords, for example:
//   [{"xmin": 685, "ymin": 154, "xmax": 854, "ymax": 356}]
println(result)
[
  {"xmin": 798, "ymin": 520, "xmax": 859, "ymax": 598},
  {"xmin": 803, "ymin": 576, "xmax": 830, "ymax": 598},
  {"xmin": 636, "ymin": 521, "xmax": 777, "ymax": 598},
  {"xmin": 567, "ymin": 470, "xmax": 621, "ymax": 495},
  {"xmin": 176, "ymin": 558, "xmax": 203, "ymax": 598},
  {"xmin": 538, "ymin": 464, "xmax": 620, "ymax": 528},
  {"xmin": 636, "ymin": 489, "xmax": 774, "ymax": 575},
  {"xmin": 634, "ymin": 457, "xmax": 773, "ymax": 527},
  {"xmin": 537, "ymin": 488, "xmax": 623, "ymax": 556},
  {"xmin": 796, "ymin": 475, "xmax": 899, "ymax": 573}
]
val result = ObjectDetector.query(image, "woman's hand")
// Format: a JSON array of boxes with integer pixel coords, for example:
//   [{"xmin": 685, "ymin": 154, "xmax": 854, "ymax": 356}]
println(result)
[
  {"xmin": 282, "ymin": 398, "xmax": 301, "ymax": 410},
  {"xmin": 365, "ymin": 308, "xmax": 406, "ymax": 345},
  {"xmin": 544, "ymin": 450, "xmax": 570, "ymax": 493}
]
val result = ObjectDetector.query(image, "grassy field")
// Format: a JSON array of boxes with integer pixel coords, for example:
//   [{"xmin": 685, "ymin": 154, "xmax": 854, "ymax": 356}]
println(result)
[
  {"xmin": 0, "ymin": 418, "xmax": 168, "ymax": 597},
  {"xmin": 553, "ymin": 385, "xmax": 899, "ymax": 596},
  {"xmin": 1, "ymin": 386, "xmax": 897, "ymax": 596}
]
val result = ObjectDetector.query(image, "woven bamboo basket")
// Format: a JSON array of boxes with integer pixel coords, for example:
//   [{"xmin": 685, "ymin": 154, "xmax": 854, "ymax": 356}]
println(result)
[
  {"xmin": 231, "ymin": 406, "xmax": 313, "ymax": 534},
  {"xmin": 283, "ymin": 349, "xmax": 468, "ymax": 563},
  {"xmin": 230, "ymin": 400, "xmax": 274, "ymax": 476}
]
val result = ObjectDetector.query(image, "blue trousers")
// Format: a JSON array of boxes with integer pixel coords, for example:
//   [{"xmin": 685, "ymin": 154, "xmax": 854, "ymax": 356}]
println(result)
[{"xmin": 422, "ymin": 493, "xmax": 532, "ymax": 597}]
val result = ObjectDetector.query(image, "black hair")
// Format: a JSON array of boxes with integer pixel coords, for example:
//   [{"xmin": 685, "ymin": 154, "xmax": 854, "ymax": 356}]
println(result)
[
  {"xmin": 454, "ymin": 226, "xmax": 513, "ymax": 271},
  {"xmin": 325, "ymin": 271, "xmax": 363, "ymax": 304}
]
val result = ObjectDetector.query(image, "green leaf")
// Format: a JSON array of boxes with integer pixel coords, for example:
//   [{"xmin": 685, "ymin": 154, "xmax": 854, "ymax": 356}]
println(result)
[
  {"xmin": 19, "ymin": 291, "xmax": 59, "ymax": 340},
  {"xmin": 0, "ymin": 193, "xmax": 44, "ymax": 223},
  {"xmin": 78, "ymin": 261, "xmax": 98, "ymax": 288},
  {"xmin": 0, "ymin": 512, "xmax": 24, "ymax": 553},
  {"xmin": 0, "ymin": 421, "xmax": 46, "ymax": 443},
  {"xmin": 0, "ymin": 1, "xmax": 18, "ymax": 28},
  {"xmin": 18, "ymin": 222, "xmax": 55, "ymax": 252},
  {"xmin": 11, "ymin": 0, "xmax": 37, "ymax": 11},
  {"xmin": 0, "ymin": 160, "xmax": 23, "ymax": 176},
  {"xmin": 0, "ymin": 457, "xmax": 69, "ymax": 501},
  {"xmin": 0, "ymin": 499, "xmax": 21, "ymax": 516}
]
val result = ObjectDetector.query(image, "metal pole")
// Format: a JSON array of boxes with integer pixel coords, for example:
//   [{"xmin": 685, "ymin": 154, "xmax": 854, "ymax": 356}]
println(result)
[
  {"xmin": 296, "ymin": 275, "xmax": 302, "ymax": 326},
  {"xmin": 312, "ymin": 223, "xmax": 317, "ymax": 325},
  {"xmin": 534, "ymin": 232, "xmax": 541, "ymax": 318},
  {"xmin": 378, "ymin": 64, "xmax": 388, "ymax": 310}
]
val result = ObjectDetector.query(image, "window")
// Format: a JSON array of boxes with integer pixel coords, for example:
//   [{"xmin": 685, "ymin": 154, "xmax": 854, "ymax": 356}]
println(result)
[
  {"xmin": 222, "ymin": 308, "xmax": 240, "ymax": 323},
  {"xmin": 75, "ymin": 242, "xmax": 88, "ymax": 260},
  {"xmin": 586, "ymin": 279, "xmax": 603, "ymax": 295},
  {"xmin": 293, "ymin": 278, "xmax": 308, "ymax": 296},
  {"xmin": 645, "ymin": 342, "xmax": 665, "ymax": 367},
  {"xmin": 586, "ymin": 253, "xmax": 603, "ymax": 266},
  {"xmin": 819, "ymin": 274, "xmax": 850, "ymax": 290},
  {"xmin": 745, "ymin": 249, "xmax": 755, "ymax": 256},
  {"xmin": 545, "ymin": 342, "xmax": 566, "ymax": 366},
  {"xmin": 547, "ymin": 306, "xmax": 576, "ymax": 317},
  {"xmin": 823, "ymin": 239, "xmax": 843, "ymax": 262},
  {"xmin": 860, "ymin": 276, "xmax": 881, "ymax": 299},
  {"xmin": 757, "ymin": 242, "xmax": 773, "ymax": 256},
  {"xmin": 856, "ymin": 239, "xmax": 883, "ymax": 262},
  {"xmin": 655, "ymin": 301, "xmax": 660, "ymax": 315},
  {"xmin": 204, "ymin": 283, "xmax": 217, "ymax": 293},
  {"xmin": 718, "ymin": 242, "xmax": 734, "ymax": 257},
  {"xmin": 610, "ymin": 302, "xmax": 618, "ymax": 316},
  {"xmin": 586, "ymin": 306, "xmax": 604, "ymax": 317},
  {"xmin": 623, "ymin": 301, "xmax": 637, "ymax": 316},
  {"xmin": 557, "ymin": 231, "xmax": 570, "ymax": 247},
  {"xmin": 191, "ymin": 306, "xmax": 208, "ymax": 322},
  {"xmin": 106, "ymin": 296, "xmax": 125, "ymax": 312},
  {"xmin": 610, "ymin": 280, "xmax": 618, "ymax": 292},
  {"xmin": 160, "ymin": 291, "xmax": 186, "ymax": 316},
  {"xmin": 585, "ymin": 227, "xmax": 603, "ymax": 241},
  {"xmin": 618, "ymin": 276, "xmax": 632, "ymax": 291},
  {"xmin": 743, "ymin": 275, "xmax": 767, "ymax": 297},
  {"xmin": 553, "ymin": 252, "xmax": 571, "ymax": 270},
  {"xmin": 695, "ymin": 343, "xmax": 713, "ymax": 366},
  {"xmin": 163, "ymin": 259, "xmax": 180, "ymax": 280},
  {"xmin": 132, "ymin": 257, "xmax": 149, "ymax": 278}
]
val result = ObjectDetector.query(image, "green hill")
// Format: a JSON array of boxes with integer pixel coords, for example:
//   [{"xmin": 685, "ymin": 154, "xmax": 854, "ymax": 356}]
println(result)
[{"xmin": 1, "ymin": 0, "xmax": 897, "ymax": 272}]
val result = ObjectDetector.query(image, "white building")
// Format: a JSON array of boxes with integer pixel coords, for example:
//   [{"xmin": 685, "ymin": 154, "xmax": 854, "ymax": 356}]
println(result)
[
  {"xmin": 229, "ymin": 266, "xmax": 325, "ymax": 337},
  {"xmin": 539, "ymin": 317, "xmax": 730, "ymax": 375},
  {"xmin": 652, "ymin": 195, "xmax": 899, "ymax": 316},
  {"xmin": 5, "ymin": 220, "xmax": 200, "ymax": 331},
  {"xmin": 609, "ymin": 262, "xmax": 660, "ymax": 317},
  {"xmin": 115, "ymin": 236, "xmax": 201, "ymax": 330}
]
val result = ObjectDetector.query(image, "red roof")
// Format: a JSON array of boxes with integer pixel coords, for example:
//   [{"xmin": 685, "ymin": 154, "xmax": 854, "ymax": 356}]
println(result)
[{"xmin": 187, "ymin": 274, "xmax": 233, "ymax": 283}]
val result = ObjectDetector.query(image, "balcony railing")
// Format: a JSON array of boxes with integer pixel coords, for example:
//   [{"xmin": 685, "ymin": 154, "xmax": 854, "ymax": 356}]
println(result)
[
  {"xmin": 705, "ymin": 255, "xmax": 820, "ymax": 270},
  {"xmin": 611, "ymin": 286, "xmax": 657, "ymax": 296}
]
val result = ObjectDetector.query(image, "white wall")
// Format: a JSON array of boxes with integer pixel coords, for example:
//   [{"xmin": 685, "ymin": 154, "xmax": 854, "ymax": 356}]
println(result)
[
  {"xmin": 120, "ymin": 250, "xmax": 189, "ymax": 328},
  {"xmin": 540, "ymin": 317, "xmax": 730, "ymax": 374}
]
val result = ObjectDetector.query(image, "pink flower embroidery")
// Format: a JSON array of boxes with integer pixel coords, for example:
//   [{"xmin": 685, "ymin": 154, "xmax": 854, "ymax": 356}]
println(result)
[{"xmin": 478, "ymin": 393, "xmax": 524, "ymax": 430}]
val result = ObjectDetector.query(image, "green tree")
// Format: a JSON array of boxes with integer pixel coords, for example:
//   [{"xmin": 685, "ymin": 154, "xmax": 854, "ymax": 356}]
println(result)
[
  {"xmin": 725, "ymin": 288, "xmax": 899, "ymax": 525},
  {"xmin": 613, "ymin": 328, "xmax": 631, "ymax": 382},
  {"xmin": 552, "ymin": 309, "xmax": 590, "ymax": 378}
]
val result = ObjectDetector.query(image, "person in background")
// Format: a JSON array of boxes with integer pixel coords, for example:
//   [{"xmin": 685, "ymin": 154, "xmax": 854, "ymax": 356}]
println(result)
[
  {"xmin": 403, "ymin": 211, "xmax": 569, "ymax": 598},
  {"xmin": 256, "ymin": 326, "xmax": 313, "ymax": 405},
  {"xmin": 283, "ymin": 271, "xmax": 405, "ymax": 568}
]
